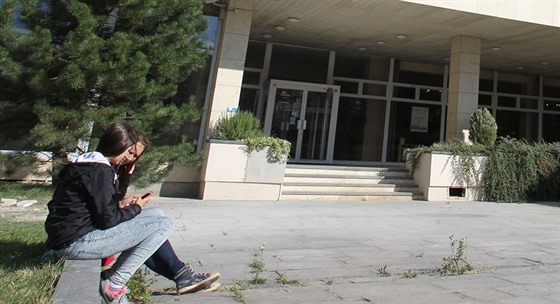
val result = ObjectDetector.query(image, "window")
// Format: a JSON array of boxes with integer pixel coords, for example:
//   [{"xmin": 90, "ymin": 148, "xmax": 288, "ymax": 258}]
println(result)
[
  {"xmin": 334, "ymin": 53, "xmax": 390, "ymax": 81},
  {"xmin": 393, "ymin": 61, "xmax": 444, "ymax": 86},
  {"xmin": 497, "ymin": 73, "xmax": 539, "ymax": 96},
  {"xmin": 269, "ymin": 45, "xmax": 329, "ymax": 83},
  {"xmin": 245, "ymin": 41, "xmax": 266, "ymax": 69},
  {"xmin": 334, "ymin": 98, "xmax": 386, "ymax": 161}
]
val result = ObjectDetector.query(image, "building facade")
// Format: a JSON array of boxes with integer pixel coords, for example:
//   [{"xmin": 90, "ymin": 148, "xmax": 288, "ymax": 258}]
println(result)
[{"xmin": 190, "ymin": 0, "xmax": 560, "ymax": 168}]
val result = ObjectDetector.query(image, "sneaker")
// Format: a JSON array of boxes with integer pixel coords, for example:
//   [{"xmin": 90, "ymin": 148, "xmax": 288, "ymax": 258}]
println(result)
[
  {"xmin": 99, "ymin": 279, "xmax": 129, "ymax": 304},
  {"xmin": 176, "ymin": 271, "xmax": 220, "ymax": 295},
  {"xmin": 199, "ymin": 281, "xmax": 222, "ymax": 293}
]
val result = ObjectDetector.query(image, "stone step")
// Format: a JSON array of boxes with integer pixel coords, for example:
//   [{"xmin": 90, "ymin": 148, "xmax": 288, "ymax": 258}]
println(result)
[
  {"xmin": 283, "ymin": 176, "xmax": 414, "ymax": 185},
  {"xmin": 281, "ymin": 164, "xmax": 422, "ymax": 201},
  {"xmin": 280, "ymin": 192, "xmax": 423, "ymax": 201},
  {"xmin": 282, "ymin": 183, "xmax": 417, "ymax": 191},
  {"xmin": 285, "ymin": 166, "xmax": 409, "ymax": 176}
]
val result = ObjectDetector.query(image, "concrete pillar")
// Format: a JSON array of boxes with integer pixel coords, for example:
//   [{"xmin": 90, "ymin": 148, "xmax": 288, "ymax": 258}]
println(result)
[
  {"xmin": 205, "ymin": 2, "xmax": 253, "ymax": 138},
  {"xmin": 446, "ymin": 36, "xmax": 481, "ymax": 141}
]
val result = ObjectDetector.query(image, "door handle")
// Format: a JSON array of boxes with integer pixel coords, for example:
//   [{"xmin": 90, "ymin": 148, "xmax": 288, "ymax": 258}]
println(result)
[{"xmin": 296, "ymin": 120, "xmax": 307, "ymax": 130}]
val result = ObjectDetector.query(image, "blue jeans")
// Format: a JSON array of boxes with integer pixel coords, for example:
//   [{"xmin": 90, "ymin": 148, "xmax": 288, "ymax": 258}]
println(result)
[{"xmin": 56, "ymin": 207, "xmax": 173, "ymax": 286}]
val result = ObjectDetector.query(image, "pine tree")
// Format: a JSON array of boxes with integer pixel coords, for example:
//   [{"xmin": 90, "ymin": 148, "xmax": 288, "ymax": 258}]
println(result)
[{"xmin": 0, "ymin": 0, "xmax": 207, "ymax": 185}]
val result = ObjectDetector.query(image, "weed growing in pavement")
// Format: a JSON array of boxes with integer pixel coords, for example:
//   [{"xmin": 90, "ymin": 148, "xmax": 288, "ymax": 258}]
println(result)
[
  {"xmin": 127, "ymin": 268, "xmax": 152, "ymax": 303},
  {"xmin": 440, "ymin": 235, "xmax": 473, "ymax": 275},
  {"xmin": 275, "ymin": 271, "xmax": 299, "ymax": 285},
  {"xmin": 249, "ymin": 242, "xmax": 267, "ymax": 284},
  {"xmin": 324, "ymin": 278, "xmax": 334, "ymax": 285},
  {"xmin": 229, "ymin": 281, "xmax": 247, "ymax": 303},
  {"xmin": 402, "ymin": 270, "xmax": 418, "ymax": 278},
  {"xmin": 376, "ymin": 265, "xmax": 391, "ymax": 277}
]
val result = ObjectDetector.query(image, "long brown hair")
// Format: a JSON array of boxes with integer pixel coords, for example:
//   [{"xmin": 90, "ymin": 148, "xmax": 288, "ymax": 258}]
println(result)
[
  {"xmin": 96, "ymin": 123, "xmax": 142, "ymax": 157},
  {"xmin": 102, "ymin": 124, "xmax": 150, "ymax": 186}
]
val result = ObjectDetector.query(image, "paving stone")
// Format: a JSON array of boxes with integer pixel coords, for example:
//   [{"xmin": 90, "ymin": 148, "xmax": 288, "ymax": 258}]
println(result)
[
  {"xmin": 16, "ymin": 199, "xmax": 37, "ymax": 207},
  {"xmin": 1, "ymin": 198, "xmax": 17, "ymax": 206}
]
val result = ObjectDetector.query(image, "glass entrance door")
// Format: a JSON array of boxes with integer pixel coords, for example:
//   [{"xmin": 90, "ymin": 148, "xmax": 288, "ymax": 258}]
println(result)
[{"xmin": 264, "ymin": 80, "xmax": 340, "ymax": 163}]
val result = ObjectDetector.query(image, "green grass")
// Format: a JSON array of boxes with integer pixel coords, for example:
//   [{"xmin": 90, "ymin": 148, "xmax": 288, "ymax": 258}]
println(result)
[
  {"xmin": 0, "ymin": 182, "xmax": 153, "ymax": 303},
  {"xmin": 0, "ymin": 221, "xmax": 63, "ymax": 304},
  {"xmin": 0, "ymin": 182, "xmax": 61, "ymax": 303},
  {"xmin": 0, "ymin": 181, "xmax": 54, "ymax": 204}
]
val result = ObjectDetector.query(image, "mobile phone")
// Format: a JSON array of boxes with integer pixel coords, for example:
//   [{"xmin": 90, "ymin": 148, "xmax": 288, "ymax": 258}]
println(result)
[{"xmin": 141, "ymin": 192, "xmax": 153, "ymax": 199}]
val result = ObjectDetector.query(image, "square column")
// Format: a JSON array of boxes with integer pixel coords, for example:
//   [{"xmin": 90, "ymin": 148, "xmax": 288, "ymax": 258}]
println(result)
[
  {"xmin": 205, "ymin": 3, "xmax": 253, "ymax": 136},
  {"xmin": 446, "ymin": 36, "xmax": 481, "ymax": 141}
]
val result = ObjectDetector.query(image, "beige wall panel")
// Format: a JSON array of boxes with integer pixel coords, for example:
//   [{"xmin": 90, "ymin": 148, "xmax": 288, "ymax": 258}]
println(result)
[
  {"xmin": 223, "ymin": 9, "xmax": 253, "ymax": 35},
  {"xmin": 220, "ymin": 33, "xmax": 251, "ymax": 62},
  {"xmin": 214, "ymin": 67, "xmax": 245, "ymax": 87},
  {"xmin": 401, "ymin": 0, "xmax": 560, "ymax": 26}
]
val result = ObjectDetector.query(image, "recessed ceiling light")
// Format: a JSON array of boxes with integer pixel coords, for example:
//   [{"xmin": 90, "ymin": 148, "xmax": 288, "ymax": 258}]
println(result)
[
  {"xmin": 287, "ymin": 17, "xmax": 299, "ymax": 23},
  {"xmin": 376, "ymin": 40, "xmax": 386, "ymax": 45},
  {"xmin": 516, "ymin": 66, "xmax": 524, "ymax": 70},
  {"xmin": 491, "ymin": 46, "xmax": 501, "ymax": 51},
  {"xmin": 541, "ymin": 61, "xmax": 550, "ymax": 65},
  {"xmin": 358, "ymin": 47, "xmax": 367, "ymax": 51},
  {"xmin": 261, "ymin": 33, "xmax": 272, "ymax": 39},
  {"xmin": 395, "ymin": 34, "xmax": 407, "ymax": 40},
  {"xmin": 274, "ymin": 25, "xmax": 286, "ymax": 31}
]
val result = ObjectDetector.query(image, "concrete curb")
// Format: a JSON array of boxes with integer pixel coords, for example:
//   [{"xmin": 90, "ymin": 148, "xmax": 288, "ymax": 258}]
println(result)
[{"xmin": 52, "ymin": 259, "xmax": 100, "ymax": 304}]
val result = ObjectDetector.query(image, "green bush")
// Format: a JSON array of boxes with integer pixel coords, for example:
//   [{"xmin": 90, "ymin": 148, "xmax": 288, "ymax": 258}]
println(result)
[
  {"xmin": 482, "ymin": 138, "xmax": 560, "ymax": 202},
  {"xmin": 245, "ymin": 136, "xmax": 291, "ymax": 163},
  {"xmin": 213, "ymin": 111, "xmax": 263, "ymax": 140},
  {"xmin": 469, "ymin": 108, "xmax": 497, "ymax": 146}
]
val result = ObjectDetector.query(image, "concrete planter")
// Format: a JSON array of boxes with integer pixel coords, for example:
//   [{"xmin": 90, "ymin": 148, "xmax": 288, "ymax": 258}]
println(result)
[
  {"xmin": 199, "ymin": 140, "xmax": 287, "ymax": 200},
  {"xmin": 160, "ymin": 165, "xmax": 201, "ymax": 198},
  {"xmin": 0, "ymin": 150, "xmax": 52, "ymax": 182},
  {"xmin": 410, "ymin": 152, "xmax": 486, "ymax": 201}
]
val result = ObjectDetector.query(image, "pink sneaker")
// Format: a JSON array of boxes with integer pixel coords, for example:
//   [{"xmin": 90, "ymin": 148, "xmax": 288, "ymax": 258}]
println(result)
[{"xmin": 99, "ymin": 279, "xmax": 129, "ymax": 304}]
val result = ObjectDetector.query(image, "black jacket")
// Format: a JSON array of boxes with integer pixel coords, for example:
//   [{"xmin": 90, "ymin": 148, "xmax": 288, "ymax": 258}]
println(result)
[{"xmin": 45, "ymin": 153, "xmax": 141, "ymax": 250}]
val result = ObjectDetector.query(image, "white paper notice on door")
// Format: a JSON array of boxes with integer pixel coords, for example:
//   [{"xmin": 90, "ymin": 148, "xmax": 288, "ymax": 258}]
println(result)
[{"xmin": 410, "ymin": 106, "xmax": 429, "ymax": 132}]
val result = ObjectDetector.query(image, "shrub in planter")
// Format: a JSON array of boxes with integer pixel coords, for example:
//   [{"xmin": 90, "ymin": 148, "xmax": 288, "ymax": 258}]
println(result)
[
  {"xmin": 245, "ymin": 136, "xmax": 291, "ymax": 163},
  {"xmin": 469, "ymin": 108, "xmax": 497, "ymax": 146},
  {"xmin": 213, "ymin": 111, "xmax": 263, "ymax": 140},
  {"xmin": 482, "ymin": 138, "xmax": 560, "ymax": 202},
  {"xmin": 212, "ymin": 111, "xmax": 290, "ymax": 163}
]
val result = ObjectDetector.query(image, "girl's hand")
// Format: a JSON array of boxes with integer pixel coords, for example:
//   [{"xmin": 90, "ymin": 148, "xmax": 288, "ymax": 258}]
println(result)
[
  {"xmin": 134, "ymin": 195, "xmax": 151, "ymax": 209},
  {"xmin": 118, "ymin": 197, "xmax": 135, "ymax": 209}
]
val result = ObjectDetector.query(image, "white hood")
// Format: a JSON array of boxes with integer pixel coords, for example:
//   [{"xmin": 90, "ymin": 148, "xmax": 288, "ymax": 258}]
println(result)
[
  {"xmin": 73, "ymin": 151, "xmax": 117, "ymax": 182},
  {"xmin": 73, "ymin": 151, "xmax": 111, "ymax": 166}
]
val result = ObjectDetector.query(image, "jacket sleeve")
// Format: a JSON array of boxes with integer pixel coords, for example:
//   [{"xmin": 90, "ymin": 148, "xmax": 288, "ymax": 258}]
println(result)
[
  {"xmin": 115, "ymin": 165, "xmax": 133, "ymax": 201},
  {"xmin": 85, "ymin": 166, "xmax": 141, "ymax": 229}
]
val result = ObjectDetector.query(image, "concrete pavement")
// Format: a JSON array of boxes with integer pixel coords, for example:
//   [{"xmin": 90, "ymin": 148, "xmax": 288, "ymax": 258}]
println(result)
[{"xmin": 145, "ymin": 198, "xmax": 560, "ymax": 304}]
